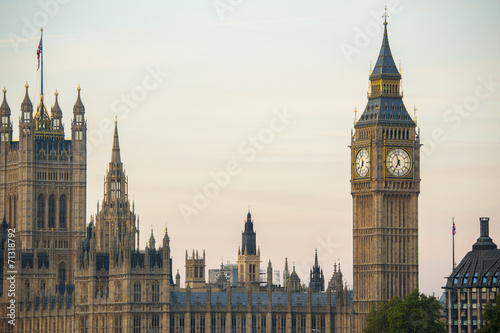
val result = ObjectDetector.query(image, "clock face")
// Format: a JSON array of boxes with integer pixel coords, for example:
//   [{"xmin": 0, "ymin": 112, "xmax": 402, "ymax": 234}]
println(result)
[
  {"xmin": 355, "ymin": 149, "xmax": 370, "ymax": 178},
  {"xmin": 386, "ymin": 148, "xmax": 411, "ymax": 176}
]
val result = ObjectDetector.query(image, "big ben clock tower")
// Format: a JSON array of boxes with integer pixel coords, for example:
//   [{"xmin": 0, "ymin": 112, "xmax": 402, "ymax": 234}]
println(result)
[{"xmin": 351, "ymin": 12, "xmax": 420, "ymax": 330}]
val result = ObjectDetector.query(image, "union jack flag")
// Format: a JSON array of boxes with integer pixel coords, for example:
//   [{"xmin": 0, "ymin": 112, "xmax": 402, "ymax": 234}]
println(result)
[
  {"xmin": 37, "ymin": 36, "xmax": 42, "ymax": 70},
  {"xmin": 452, "ymin": 221, "xmax": 456, "ymax": 235}
]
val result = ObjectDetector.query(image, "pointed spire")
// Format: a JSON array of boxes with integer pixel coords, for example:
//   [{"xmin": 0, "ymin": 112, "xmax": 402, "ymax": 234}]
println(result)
[
  {"xmin": 0, "ymin": 87, "xmax": 10, "ymax": 114},
  {"xmin": 149, "ymin": 228, "xmax": 156, "ymax": 250},
  {"xmin": 370, "ymin": 13, "xmax": 400, "ymax": 80},
  {"xmin": 111, "ymin": 119, "xmax": 121, "ymax": 165},
  {"xmin": 51, "ymin": 90, "xmax": 62, "ymax": 115},
  {"xmin": 73, "ymin": 85, "xmax": 85, "ymax": 113},
  {"xmin": 314, "ymin": 248, "xmax": 319, "ymax": 268},
  {"xmin": 22, "ymin": 82, "xmax": 33, "ymax": 113}
]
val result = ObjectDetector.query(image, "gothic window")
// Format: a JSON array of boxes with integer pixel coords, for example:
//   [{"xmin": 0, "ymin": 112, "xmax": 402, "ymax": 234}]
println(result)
[
  {"xmin": 41, "ymin": 280, "xmax": 46, "ymax": 296},
  {"xmin": 133, "ymin": 316, "xmax": 141, "ymax": 333},
  {"xmin": 59, "ymin": 195, "xmax": 66, "ymax": 229},
  {"xmin": 133, "ymin": 282, "xmax": 141, "ymax": 303},
  {"xmin": 114, "ymin": 315, "xmax": 122, "ymax": 333},
  {"xmin": 37, "ymin": 195, "xmax": 45, "ymax": 229},
  {"xmin": 0, "ymin": 133, "xmax": 8, "ymax": 141},
  {"xmin": 23, "ymin": 112, "xmax": 30, "ymax": 122},
  {"xmin": 75, "ymin": 114, "xmax": 83, "ymax": 124},
  {"xmin": 48, "ymin": 195, "xmax": 55, "ymax": 229},
  {"xmin": 106, "ymin": 222, "xmax": 110, "ymax": 248},
  {"xmin": 58, "ymin": 262, "xmax": 66, "ymax": 285},
  {"xmin": 152, "ymin": 281, "xmax": 159, "ymax": 303},
  {"xmin": 152, "ymin": 315, "xmax": 159, "ymax": 333},
  {"xmin": 25, "ymin": 280, "xmax": 30, "ymax": 299},
  {"xmin": 1, "ymin": 115, "xmax": 8, "ymax": 125},
  {"xmin": 118, "ymin": 222, "xmax": 122, "ymax": 242}
]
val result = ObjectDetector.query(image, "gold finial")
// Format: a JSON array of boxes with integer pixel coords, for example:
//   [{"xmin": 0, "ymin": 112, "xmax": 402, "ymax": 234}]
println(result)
[
  {"xmin": 41, "ymin": 28, "xmax": 43, "ymax": 32},
  {"xmin": 25, "ymin": 82, "xmax": 29, "ymax": 89},
  {"xmin": 54, "ymin": 90, "xmax": 58, "ymax": 97},
  {"xmin": 115, "ymin": 115, "xmax": 117, "ymax": 124},
  {"xmin": 77, "ymin": 85, "xmax": 81, "ymax": 92},
  {"xmin": 413, "ymin": 105, "xmax": 417, "ymax": 123},
  {"xmin": 382, "ymin": 6, "xmax": 389, "ymax": 25},
  {"xmin": 2, "ymin": 87, "xmax": 6, "ymax": 94}
]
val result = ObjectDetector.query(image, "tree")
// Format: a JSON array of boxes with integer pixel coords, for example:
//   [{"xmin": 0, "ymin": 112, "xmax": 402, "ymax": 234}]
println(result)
[
  {"xmin": 364, "ymin": 289, "xmax": 445, "ymax": 333},
  {"xmin": 478, "ymin": 293, "xmax": 500, "ymax": 333}
]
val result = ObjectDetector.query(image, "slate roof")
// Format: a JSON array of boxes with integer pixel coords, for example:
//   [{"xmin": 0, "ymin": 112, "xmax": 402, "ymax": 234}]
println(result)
[
  {"xmin": 370, "ymin": 24, "xmax": 401, "ymax": 80},
  {"xmin": 445, "ymin": 220, "xmax": 499, "ymax": 289},
  {"xmin": 355, "ymin": 97, "xmax": 415, "ymax": 128}
]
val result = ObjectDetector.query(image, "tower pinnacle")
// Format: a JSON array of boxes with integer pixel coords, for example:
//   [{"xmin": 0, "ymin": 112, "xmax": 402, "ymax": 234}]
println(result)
[{"xmin": 111, "ymin": 120, "xmax": 121, "ymax": 165}]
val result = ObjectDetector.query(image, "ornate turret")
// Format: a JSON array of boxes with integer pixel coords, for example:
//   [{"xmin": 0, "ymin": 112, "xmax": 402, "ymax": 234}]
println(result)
[
  {"xmin": 289, "ymin": 264, "xmax": 301, "ymax": 292},
  {"xmin": 148, "ymin": 229, "xmax": 156, "ymax": 250},
  {"xmin": 283, "ymin": 257, "xmax": 290, "ymax": 289},
  {"xmin": 309, "ymin": 249, "xmax": 325, "ymax": 292},
  {"xmin": 267, "ymin": 260, "xmax": 273, "ymax": 287},
  {"xmin": 51, "ymin": 90, "xmax": 63, "ymax": 132},
  {"xmin": 0, "ymin": 88, "xmax": 12, "ymax": 150}
]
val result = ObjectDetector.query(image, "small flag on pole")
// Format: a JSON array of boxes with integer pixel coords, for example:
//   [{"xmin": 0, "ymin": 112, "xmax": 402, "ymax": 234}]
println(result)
[
  {"xmin": 452, "ymin": 221, "xmax": 456, "ymax": 235},
  {"xmin": 37, "ymin": 35, "xmax": 42, "ymax": 70}
]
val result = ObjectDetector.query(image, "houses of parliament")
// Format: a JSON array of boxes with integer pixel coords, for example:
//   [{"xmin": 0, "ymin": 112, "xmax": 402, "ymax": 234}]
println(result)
[{"xmin": 0, "ymin": 16, "xmax": 420, "ymax": 333}]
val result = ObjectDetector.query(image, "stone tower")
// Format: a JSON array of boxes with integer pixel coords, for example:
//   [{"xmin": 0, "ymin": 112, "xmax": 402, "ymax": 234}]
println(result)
[
  {"xmin": 185, "ymin": 249, "xmax": 206, "ymax": 289},
  {"xmin": 237, "ymin": 209, "xmax": 261, "ymax": 286},
  {"xmin": 94, "ymin": 121, "xmax": 139, "ymax": 252},
  {"xmin": 0, "ymin": 81, "xmax": 87, "ymax": 287},
  {"xmin": 350, "ymin": 15, "xmax": 420, "ymax": 330}
]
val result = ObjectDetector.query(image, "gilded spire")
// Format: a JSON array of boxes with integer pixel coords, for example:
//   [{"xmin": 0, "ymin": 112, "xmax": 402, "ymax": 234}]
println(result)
[
  {"xmin": 22, "ymin": 83, "xmax": 33, "ymax": 113},
  {"xmin": 51, "ymin": 90, "xmax": 62, "ymax": 117},
  {"xmin": 0, "ymin": 87, "xmax": 10, "ymax": 113},
  {"xmin": 73, "ymin": 85, "xmax": 85, "ymax": 113},
  {"xmin": 111, "ymin": 120, "xmax": 121, "ymax": 165}
]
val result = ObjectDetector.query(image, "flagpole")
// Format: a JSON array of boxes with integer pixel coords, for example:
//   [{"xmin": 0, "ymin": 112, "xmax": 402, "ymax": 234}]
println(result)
[
  {"xmin": 40, "ymin": 28, "xmax": 44, "ymax": 117},
  {"xmin": 452, "ymin": 217, "xmax": 456, "ymax": 270}
]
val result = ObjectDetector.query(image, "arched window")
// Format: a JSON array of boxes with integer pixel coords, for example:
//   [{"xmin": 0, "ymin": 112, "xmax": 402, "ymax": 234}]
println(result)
[
  {"xmin": 58, "ymin": 262, "xmax": 66, "ymax": 285},
  {"xmin": 41, "ymin": 280, "xmax": 46, "ymax": 296},
  {"xmin": 48, "ymin": 195, "xmax": 56, "ymax": 229},
  {"xmin": 152, "ymin": 281, "xmax": 159, "ymax": 303},
  {"xmin": 133, "ymin": 282, "xmax": 141, "ymax": 303},
  {"xmin": 59, "ymin": 195, "xmax": 66, "ymax": 229},
  {"xmin": 37, "ymin": 195, "xmax": 45, "ymax": 229}
]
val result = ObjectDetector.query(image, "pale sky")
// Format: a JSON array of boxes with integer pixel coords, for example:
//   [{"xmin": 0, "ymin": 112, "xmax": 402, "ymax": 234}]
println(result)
[{"xmin": 1, "ymin": 0, "xmax": 499, "ymax": 297}]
